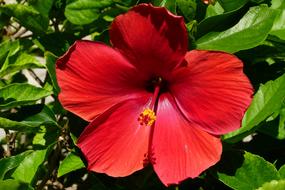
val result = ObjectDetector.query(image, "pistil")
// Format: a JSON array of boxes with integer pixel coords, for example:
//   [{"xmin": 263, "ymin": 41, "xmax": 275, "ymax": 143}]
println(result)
[{"xmin": 138, "ymin": 77, "xmax": 162, "ymax": 127}]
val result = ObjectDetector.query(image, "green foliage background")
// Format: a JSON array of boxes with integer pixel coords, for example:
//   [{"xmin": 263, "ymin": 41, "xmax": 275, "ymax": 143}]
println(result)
[{"xmin": 0, "ymin": 0, "xmax": 284, "ymax": 189}]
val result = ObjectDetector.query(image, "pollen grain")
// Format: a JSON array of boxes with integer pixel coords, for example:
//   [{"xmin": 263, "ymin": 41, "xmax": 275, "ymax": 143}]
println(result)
[{"xmin": 138, "ymin": 108, "xmax": 156, "ymax": 127}]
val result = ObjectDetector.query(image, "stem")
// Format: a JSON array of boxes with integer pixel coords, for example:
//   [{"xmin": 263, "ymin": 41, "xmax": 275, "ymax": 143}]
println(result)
[
  {"xmin": 8, "ymin": 23, "xmax": 19, "ymax": 31},
  {"xmin": 149, "ymin": 76, "xmax": 163, "ymax": 110},
  {"xmin": 20, "ymin": 34, "xmax": 33, "ymax": 39},
  {"xmin": 4, "ymin": 130, "xmax": 11, "ymax": 157},
  {"xmin": 12, "ymin": 28, "xmax": 27, "ymax": 39},
  {"xmin": 36, "ymin": 141, "xmax": 62, "ymax": 190},
  {"xmin": 28, "ymin": 69, "xmax": 46, "ymax": 104},
  {"xmin": 36, "ymin": 120, "xmax": 69, "ymax": 190},
  {"xmin": 149, "ymin": 85, "xmax": 160, "ymax": 110},
  {"xmin": 4, "ymin": 130, "xmax": 16, "ymax": 157},
  {"xmin": 52, "ymin": 18, "xmax": 60, "ymax": 32},
  {"xmin": 175, "ymin": 186, "xmax": 179, "ymax": 190},
  {"xmin": 159, "ymin": 0, "xmax": 167, "ymax": 7},
  {"xmin": 28, "ymin": 69, "xmax": 44, "ymax": 86}
]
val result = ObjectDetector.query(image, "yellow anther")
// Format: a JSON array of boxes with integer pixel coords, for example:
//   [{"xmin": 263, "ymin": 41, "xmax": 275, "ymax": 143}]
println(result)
[{"xmin": 138, "ymin": 108, "xmax": 156, "ymax": 127}]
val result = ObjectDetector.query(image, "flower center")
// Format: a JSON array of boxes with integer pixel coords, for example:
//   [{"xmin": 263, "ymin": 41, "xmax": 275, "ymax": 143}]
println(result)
[{"xmin": 138, "ymin": 76, "xmax": 164, "ymax": 127}]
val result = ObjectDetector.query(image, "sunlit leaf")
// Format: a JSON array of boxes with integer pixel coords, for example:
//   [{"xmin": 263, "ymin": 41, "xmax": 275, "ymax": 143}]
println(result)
[
  {"xmin": 257, "ymin": 180, "xmax": 285, "ymax": 190},
  {"xmin": 224, "ymin": 73, "xmax": 285, "ymax": 142},
  {"xmin": 45, "ymin": 52, "xmax": 60, "ymax": 95},
  {"xmin": 57, "ymin": 151, "xmax": 85, "ymax": 177},
  {"xmin": 0, "ymin": 117, "xmax": 39, "ymax": 131},
  {"xmin": 0, "ymin": 151, "xmax": 33, "ymax": 180},
  {"xmin": 270, "ymin": 0, "xmax": 285, "ymax": 40},
  {"xmin": 218, "ymin": 151, "xmax": 280, "ymax": 190},
  {"xmin": 0, "ymin": 83, "xmax": 52, "ymax": 110},
  {"xmin": 0, "ymin": 40, "xmax": 20, "ymax": 68},
  {"xmin": 12, "ymin": 149, "xmax": 48, "ymax": 183},
  {"xmin": 205, "ymin": 2, "xmax": 224, "ymax": 18},
  {"xmin": 196, "ymin": 5, "xmax": 277, "ymax": 53},
  {"xmin": 279, "ymin": 164, "xmax": 285, "ymax": 178},
  {"xmin": 65, "ymin": 0, "xmax": 113, "ymax": 25},
  {"xmin": 0, "ymin": 179, "xmax": 33, "ymax": 190},
  {"xmin": 32, "ymin": 126, "xmax": 58, "ymax": 146},
  {"xmin": 0, "ymin": 52, "xmax": 44, "ymax": 78}
]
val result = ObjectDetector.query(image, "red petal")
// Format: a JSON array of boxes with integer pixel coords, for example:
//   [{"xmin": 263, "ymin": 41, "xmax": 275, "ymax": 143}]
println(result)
[
  {"xmin": 110, "ymin": 4, "xmax": 188, "ymax": 74},
  {"xmin": 169, "ymin": 50, "xmax": 253, "ymax": 135},
  {"xmin": 77, "ymin": 96, "xmax": 152, "ymax": 177},
  {"xmin": 56, "ymin": 40, "xmax": 147, "ymax": 121},
  {"xmin": 151, "ymin": 94, "xmax": 222, "ymax": 186}
]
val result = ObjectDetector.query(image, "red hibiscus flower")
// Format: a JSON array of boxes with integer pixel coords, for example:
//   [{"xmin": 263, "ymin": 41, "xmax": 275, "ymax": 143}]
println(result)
[{"xmin": 56, "ymin": 4, "xmax": 253, "ymax": 186}]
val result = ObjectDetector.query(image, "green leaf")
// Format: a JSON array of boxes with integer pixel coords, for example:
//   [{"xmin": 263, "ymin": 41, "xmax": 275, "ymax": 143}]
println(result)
[
  {"xmin": 271, "ymin": 0, "xmax": 284, "ymax": 9},
  {"xmin": 196, "ymin": 4, "xmax": 245, "ymax": 38},
  {"xmin": 32, "ymin": 126, "xmax": 58, "ymax": 146},
  {"xmin": 0, "ymin": 40, "xmax": 20, "ymax": 68},
  {"xmin": 0, "ymin": 80, "xmax": 6, "ymax": 88},
  {"xmin": 257, "ymin": 180, "xmax": 285, "ymax": 190},
  {"xmin": 279, "ymin": 165, "xmax": 285, "ymax": 178},
  {"xmin": 275, "ymin": 107, "xmax": 285, "ymax": 139},
  {"xmin": 32, "ymin": 130, "xmax": 47, "ymax": 146},
  {"xmin": 218, "ymin": 0, "xmax": 249, "ymax": 12},
  {"xmin": 21, "ymin": 105, "xmax": 57, "ymax": 127},
  {"xmin": 0, "ymin": 105, "xmax": 58, "ymax": 131},
  {"xmin": 0, "ymin": 179, "xmax": 33, "ymax": 190},
  {"xmin": 0, "ymin": 52, "xmax": 44, "ymax": 78},
  {"xmin": 0, "ymin": 83, "xmax": 52, "ymax": 110},
  {"xmin": 258, "ymin": 107, "xmax": 285, "ymax": 140},
  {"xmin": 0, "ymin": 117, "xmax": 39, "ymax": 131},
  {"xmin": 0, "ymin": 4, "xmax": 48, "ymax": 33},
  {"xmin": 205, "ymin": 2, "xmax": 224, "ymax": 18},
  {"xmin": 270, "ymin": 11, "xmax": 285, "ymax": 40},
  {"xmin": 36, "ymin": 32, "xmax": 76, "ymax": 56},
  {"xmin": 45, "ymin": 52, "xmax": 60, "ymax": 95},
  {"xmin": 0, "ymin": 151, "xmax": 33, "ymax": 180},
  {"xmin": 0, "ymin": 10, "xmax": 10, "ymax": 29},
  {"xmin": 69, "ymin": 132, "xmax": 78, "ymax": 145},
  {"xmin": 224, "ymin": 73, "xmax": 285, "ymax": 142},
  {"xmin": 65, "ymin": 0, "xmax": 113, "ymax": 25},
  {"xmin": 28, "ymin": 0, "xmax": 54, "ymax": 17},
  {"xmin": 196, "ymin": 5, "xmax": 277, "ymax": 53},
  {"xmin": 176, "ymin": 0, "xmax": 196, "ymax": 21},
  {"xmin": 197, "ymin": 0, "xmax": 258, "ymax": 38},
  {"xmin": 270, "ymin": 1, "xmax": 285, "ymax": 40},
  {"xmin": 12, "ymin": 149, "xmax": 47, "ymax": 183},
  {"xmin": 218, "ymin": 151, "xmax": 280, "ymax": 190},
  {"xmin": 159, "ymin": 0, "xmax": 177, "ymax": 14},
  {"xmin": 58, "ymin": 151, "xmax": 85, "ymax": 177}
]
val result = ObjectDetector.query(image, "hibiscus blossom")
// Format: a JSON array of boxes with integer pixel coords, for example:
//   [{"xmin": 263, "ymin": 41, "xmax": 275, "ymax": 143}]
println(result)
[{"xmin": 56, "ymin": 4, "xmax": 253, "ymax": 186}]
